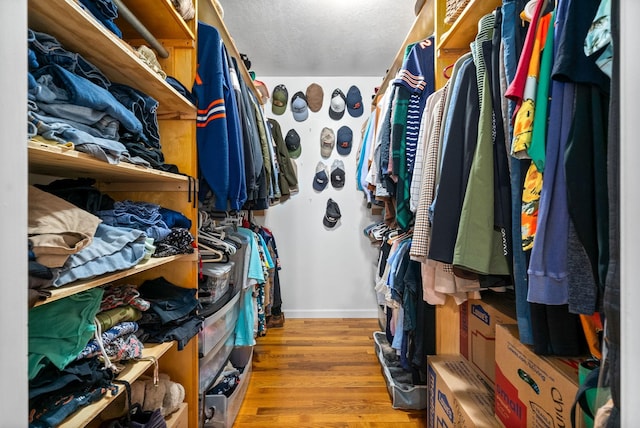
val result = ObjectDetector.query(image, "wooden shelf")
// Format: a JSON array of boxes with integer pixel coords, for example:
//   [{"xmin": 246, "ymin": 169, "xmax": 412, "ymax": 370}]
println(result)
[
  {"xmin": 33, "ymin": 254, "xmax": 192, "ymax": 307},
  {"xmin": 438, "ymin": 0, "xmax": 502, "ymax": 53},
  {"xmin": 165, "ymin": 402, "xmax": 189, "ymax": 428},
  {"xmin": 116, "ymin": 0, "xmax": 195, "ymax": 41},
  {"xmin": 27, "ymin": 0, "xmax": 200, "ymax": 426},
  {"xmin": 28, "ymin": 0, "xmax": 196, "ymax": 119},
  {"xmin": 197, "ymin": 0, "xmax": 265, "ymax": 105},
  {"xmin": 28, "ymin": 140, "xmax": 190, "ymax": 186},
  {"xmin": 372, "ymin": 0, "xmax": 435, "ymax": 108},
  {"xmin": 58, "ymin": 342, "xmax": 175, "ymax": 428}
]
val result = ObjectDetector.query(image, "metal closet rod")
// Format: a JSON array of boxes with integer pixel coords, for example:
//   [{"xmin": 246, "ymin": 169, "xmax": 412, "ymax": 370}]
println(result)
[{"xmin": 112, "ymin": 0, "xmax": 170, "ymax": 58}]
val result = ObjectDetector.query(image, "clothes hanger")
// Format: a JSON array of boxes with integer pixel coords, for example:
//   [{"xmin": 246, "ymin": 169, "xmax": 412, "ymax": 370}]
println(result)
[
  {"xmin": 199, "ymin": 231, "xmax": 237, "ymax": 255},
  {"xmin": 198, "ymin": 242, "xmax": 224, "ymax": 262},
  {"xmin": 199, "ymin": 238, "xmax": 230, "ymax": 263},
  {"xmin": 443, "ymin": 63, "xmax": 454, "ymax": 79},
  {"xmin": 520, "ymin": 0, "xmax": 549, "ymax": 22}
]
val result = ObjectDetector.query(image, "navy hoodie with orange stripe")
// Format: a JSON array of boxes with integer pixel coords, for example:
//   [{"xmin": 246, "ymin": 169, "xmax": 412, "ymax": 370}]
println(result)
[{"xmin": 193, "ymin": 21, "xmax": 246, "ymax": 211}]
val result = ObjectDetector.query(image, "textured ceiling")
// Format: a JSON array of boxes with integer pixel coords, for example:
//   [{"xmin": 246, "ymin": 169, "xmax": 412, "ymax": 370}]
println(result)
[{"xmin": 217, "ymin": 0, "xmax": 418, "ymax": 77}]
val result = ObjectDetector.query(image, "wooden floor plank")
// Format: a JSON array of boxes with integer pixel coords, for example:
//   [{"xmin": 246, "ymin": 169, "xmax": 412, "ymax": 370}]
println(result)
[{"xmin": 234, "ymin": 318, "xmax": 426, "ymax": 427}]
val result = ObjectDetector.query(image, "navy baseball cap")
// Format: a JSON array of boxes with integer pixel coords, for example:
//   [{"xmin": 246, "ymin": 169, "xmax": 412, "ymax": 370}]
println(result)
[
  {"xmin": 313, "ymin": 161, "xmax": 329, "ymax": 191},
  {"xmin": 346, "ymin": 85, "xmax": 363, "ymax": 117},
  {"xmin": 323, "ymin": 198, "xmax": 342, "ymax": 228},
  {"xmin": 336, "ymin": 126, "xmax": 353, "ymax": 155}
]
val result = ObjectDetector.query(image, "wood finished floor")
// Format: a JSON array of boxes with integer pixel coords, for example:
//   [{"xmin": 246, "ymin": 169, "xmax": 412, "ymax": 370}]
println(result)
[{"xmin": 234, "ymin": 318, "xmax": 427, "ymax": 427}]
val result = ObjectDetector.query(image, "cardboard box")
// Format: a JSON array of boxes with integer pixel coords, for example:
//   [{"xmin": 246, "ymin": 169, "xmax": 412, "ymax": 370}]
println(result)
[
  {"xmin": 427, "ymin": 355, "xmax": 500, "ymax": 428},
  {"xmin": 460, "ymin": 292, "xmax": 517, "ymax": 385},
  {"xmin": 494, "ymin": 324, "xmax": 583, "ymax": 428}
]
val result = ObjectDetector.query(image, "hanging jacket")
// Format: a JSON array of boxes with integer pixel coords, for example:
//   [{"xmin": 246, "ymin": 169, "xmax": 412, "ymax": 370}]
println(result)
[
  {"xmin": 194, "ymin": 22, "xmax": 246, "ymax": 210},
  {"xmin": 233, "ymin": 56, "xmax": 264, "ymax": 204},
  {"xmin": 268, "ymin": 118, "xmax": 298, "ymax": 197}
]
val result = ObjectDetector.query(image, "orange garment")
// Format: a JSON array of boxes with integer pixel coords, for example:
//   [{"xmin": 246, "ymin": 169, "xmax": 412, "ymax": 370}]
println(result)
[
  {"xmin": 512, "ymin": 13, "xmax": 552, "ymax": 159},
  {"xmin": 513, "ymin": 12, "xmax": 552, "ymax": 251}
]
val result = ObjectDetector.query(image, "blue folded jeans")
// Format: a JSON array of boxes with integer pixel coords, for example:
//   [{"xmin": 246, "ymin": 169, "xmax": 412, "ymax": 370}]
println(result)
[
  {"xmin": 78, "ymin": 0, "xmax": 123, "ymax": 38},
  {"xmin": 110, "ymin": 83, "xmax": 159, "ymax": 148},
  {"xmin": 33, "ymin": 64, "xmax": 143, "ymax": 137},
  {"xmin": 28, "ymin": 29, "xmax": 111, "ymax": 89}
]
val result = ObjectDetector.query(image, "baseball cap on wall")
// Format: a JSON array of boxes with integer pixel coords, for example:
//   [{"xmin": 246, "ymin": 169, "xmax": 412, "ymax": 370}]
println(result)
[
  {"xmin": 306, "ymin": 83, "xmax": 324, "ymax": 112},
  {"xmin": 346, "ymin": 85, "xmax": 364, "ymax": 117},
  {"xmin": 328, "ymin": 88, "xmax": 346, "ymax": 120},
  {"xmin": 323, "ymin": 198, "xmax": 342, "ymax": 228},
  {"xmin": 320, "ymin": 127, "xmax": 335, "ymax": 158},
  {"xmin": 331, "ymin": 159, "xmax": 345, "ymax": 189},
  {"xmin": 271, "ymin": 84, "xmax": 288, "ymax": 115},
  {"xmin": 313, "ymin": 161, "xmax": 330, "ymax": 191},
  {"xmin": 254, "ymin": 80, "xmax": 270, "ymax": 101},
  {"xmin": 336, "ymin": 126, "xmax": 353, "ymax": 156},
  {"xmin": 291, "ymin": 91, "xmax": 309, "ymax": 122},
  {"xmin": 285, "ymin": 129, "xmax": 301, "ymax": 159}
]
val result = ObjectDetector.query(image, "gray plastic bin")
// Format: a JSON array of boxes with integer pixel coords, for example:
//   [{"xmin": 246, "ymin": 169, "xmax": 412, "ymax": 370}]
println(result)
[{"xmin": 373, "ymin": 331, "xmax": 427, "ymax": 410}]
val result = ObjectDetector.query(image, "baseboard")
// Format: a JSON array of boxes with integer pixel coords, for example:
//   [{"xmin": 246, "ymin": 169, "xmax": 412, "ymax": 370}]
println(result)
[{"xmin": 283, "ymin": 309, "xmax": 378, "ymax": 318}]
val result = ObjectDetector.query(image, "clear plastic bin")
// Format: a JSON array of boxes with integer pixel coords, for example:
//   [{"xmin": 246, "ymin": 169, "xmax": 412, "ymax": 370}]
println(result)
[{"xmin": 199, "ymin": 262, "xmax": 234, "ymax": 305}]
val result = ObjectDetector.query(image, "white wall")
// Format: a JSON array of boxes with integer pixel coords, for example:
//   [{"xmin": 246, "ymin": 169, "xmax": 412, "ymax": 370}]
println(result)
[
  {"xmin": 620, "ymin": 1, "xmax": 640, "ymax": 424},
  {"xmin": 2, "ymin": 0, "xmax": 28, "ymax": 423},
  {"xmin": 255, "ymin": 76, "xmax": 383, "ymax": 318}
]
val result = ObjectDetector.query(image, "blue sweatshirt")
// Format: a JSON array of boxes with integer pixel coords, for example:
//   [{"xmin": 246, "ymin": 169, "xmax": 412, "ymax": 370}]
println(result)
[{"xmin": 194, "ymin": 22, "xmax": 246, "ymax": 210}]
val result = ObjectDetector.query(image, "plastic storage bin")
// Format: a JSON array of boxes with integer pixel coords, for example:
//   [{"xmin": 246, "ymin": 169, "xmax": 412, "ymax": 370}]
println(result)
[
  {"xmin": 199, "ymin": 327, "xmax": 236, "ymax": 394},
  {"xmin": 199, "ymin": 262, "xmax": 234, "ymax": 305},
  {"xmin": 373, "ymin": 331, "xmax": 427, "ymax": 410},
  {"xmin": 198, "ymin": 290, "xmax": 241, "ymax": 358},
  {"xmin": 201, "ymin": 348, "xmax": 253, "ymax": 428}
]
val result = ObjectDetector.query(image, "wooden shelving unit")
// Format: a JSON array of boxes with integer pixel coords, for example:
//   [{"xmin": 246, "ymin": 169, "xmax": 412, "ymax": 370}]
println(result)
[
  {"xmin": 438, "ymin": 0, "xmax": 502, "ymax": 51},
  {"xmin": 165, "ymin": 402, "xmax": 189, "ymax": 428},
  {"xmin": 28, "ymin": 140, "xmax": 190, "ymax": 186},
  {"xmin": 434, "ymin": 0, "xmax": 503, "ymax": 88},
  {"xmin": 27, "ymin": 0, "xmax": 200, "ymax": 425},
  {"xmin": 28, "ymin": 0, "xmax": 196, "ymax": 119},
  {"xmin": 33, "ymin": 254, "xmax": 194, "ymax": 307},
  {"xmin": 58, "ymin": 342, "xmax": 175, "ymax": 428},
  {"xmin": 372, "ymin": 0, "xmax": 435, "ymax": 108},
  {"xmin": 197, "ymin": 0, "xmax": 265, "ymax": 105},
  {"xmin": 116, "ymin": 0, "xmax": 196, "ymax": 41},
  {"xmin": 431, "ymin": 0, "xmax": 507, "ymax": 354}
]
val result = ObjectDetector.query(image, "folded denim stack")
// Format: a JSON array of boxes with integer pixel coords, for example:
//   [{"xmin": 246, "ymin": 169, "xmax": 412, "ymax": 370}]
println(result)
[{"xmin": 27, "ymin": 29, "xmax": 179, "ymax": 173}]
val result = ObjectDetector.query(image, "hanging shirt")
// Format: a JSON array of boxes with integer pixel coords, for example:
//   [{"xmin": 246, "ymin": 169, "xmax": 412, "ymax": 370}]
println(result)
[
  {"xmin": 393, "ymin": 37, "xmax": 436, "ymax": 230},
  {"xmin": 453, "ymin": 12, "xmax": 511, "ymax": 276},
  {"xmin": 505, "ymin": 0, "xmax": 549, "ymax": 106},
  {"xmin": 410, "ymin": 83, "xmax": 447, "ymax": 306},
  {"xmin": 409, "ymin": 90, "xmax": 442, "ymax": 213},
  {"xmin": 428, "ymin": 57, "xmax": 478, "ymax": 265},
  {"xmin": 394, "ymin": 37, "xmax": 436, "ymax": 175},
  {"xmin": 511, "ymin": 13, "xmax": 552, "ymax": 160},
  {"xmin": 236, "ymin": 227, "xmax": 266, "ymax": 284}
]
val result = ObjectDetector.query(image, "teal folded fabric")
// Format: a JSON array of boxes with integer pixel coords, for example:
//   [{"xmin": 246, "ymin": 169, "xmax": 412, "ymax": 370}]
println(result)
[{"xmin": 28, "ymin": 288, "xmax": 104, "ymax": 380}]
